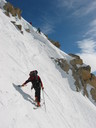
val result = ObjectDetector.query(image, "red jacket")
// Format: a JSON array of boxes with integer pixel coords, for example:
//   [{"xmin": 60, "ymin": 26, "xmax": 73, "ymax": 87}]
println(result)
[{"xmin": 24, "ymin": 75, "xmax": 43, "ymax": 89}]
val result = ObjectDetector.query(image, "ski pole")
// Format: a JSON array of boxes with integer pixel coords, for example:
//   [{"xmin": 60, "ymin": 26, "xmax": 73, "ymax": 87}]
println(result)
[
  {"xmin": 42, "ymin": 90, "xmax": 46, "ymax": 112},
  {"xmin": 43, "ymin": 90, "xmax": 52, "ymax": 102}
]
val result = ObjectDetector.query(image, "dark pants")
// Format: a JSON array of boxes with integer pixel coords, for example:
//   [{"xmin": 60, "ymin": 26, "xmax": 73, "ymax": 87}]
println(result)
[{"xmin": 35, "ymin": 87, "xmax": 41, "ymax": 102}]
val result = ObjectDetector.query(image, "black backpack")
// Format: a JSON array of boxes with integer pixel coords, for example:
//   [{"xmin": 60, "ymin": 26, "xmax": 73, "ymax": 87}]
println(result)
[
  {"xmin": 29, "ymin": 70, "xmax": 38, "ymax": 77},
  {"xmin": 29, "ymin": 70, "xmax": 40, "ymax": 89}
]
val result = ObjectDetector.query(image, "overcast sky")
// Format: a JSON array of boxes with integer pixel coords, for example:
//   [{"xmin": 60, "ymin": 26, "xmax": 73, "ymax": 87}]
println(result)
[{"xmin": 6, "ymin": 0, "xmax": 96, "ymax": 74}]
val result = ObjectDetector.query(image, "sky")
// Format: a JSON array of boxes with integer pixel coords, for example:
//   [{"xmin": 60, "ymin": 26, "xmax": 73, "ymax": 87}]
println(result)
[{"xmin": 6, "ymin": 0, "xmax": 96, "ymax": 74}]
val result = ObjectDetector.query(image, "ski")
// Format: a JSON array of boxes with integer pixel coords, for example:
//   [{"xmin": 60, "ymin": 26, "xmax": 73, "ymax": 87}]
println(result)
[
  {"xmin": 33, "ymin": 102, "xmax": 44, "ymax": 110},
  {"xmin": 33, "ymin": 106, "xmax": 41, "ymax": 110}
]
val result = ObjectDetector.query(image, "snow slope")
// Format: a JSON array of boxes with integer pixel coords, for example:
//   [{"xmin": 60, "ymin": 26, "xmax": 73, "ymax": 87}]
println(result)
[{"xmin": 0, "ymin": 4, "xmax": 96, "ymax": 128}]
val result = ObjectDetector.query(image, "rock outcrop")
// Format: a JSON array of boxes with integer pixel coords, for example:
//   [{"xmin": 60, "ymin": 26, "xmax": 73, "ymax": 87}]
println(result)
[
  {"xmin": 68, "ymin": 54, "xmax": 96, "ymax": 103},
  {"xmin": 77, "ymin": 66, "xmax": 91, "ymax": 81},
  {"xmin": 3, "ymin": 2, "xmax": 22, "ymax": 19},
  {"xmin": 11, "ymin": 21, "xmax": 23, "ymax": 34},
  {"xmin": 86, "ymin": 74, "xmax": 96, "ymax": 88},
  {"xmin": 45, "ymin": 36, "xmax": 60, "ymax": 48},
  {"xmin": 54, "ymin": 54, "xmax": 96, "ymax": 104},
  {"xmin": 54, "ymin": 58, "xmax": 70, "ymax": 73}
]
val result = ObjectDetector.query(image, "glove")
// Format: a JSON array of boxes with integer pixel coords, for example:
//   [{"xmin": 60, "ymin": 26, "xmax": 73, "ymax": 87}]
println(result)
[
  {"xmin": 42, "ymin": 87, "xmax": 44, "ymax": 90},
  {"xmin": 22, "ymin": 83, "xmax": 25, "ymax": 87}
]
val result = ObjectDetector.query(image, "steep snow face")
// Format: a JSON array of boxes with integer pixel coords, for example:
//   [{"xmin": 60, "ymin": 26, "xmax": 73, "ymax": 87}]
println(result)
[{"xmin": 0, "ymin": 7, "xmax": 96, "ymax": 128}]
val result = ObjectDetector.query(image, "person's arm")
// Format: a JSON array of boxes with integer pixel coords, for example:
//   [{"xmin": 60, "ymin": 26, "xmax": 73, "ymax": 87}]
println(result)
[
  {"xmin": 22, "ymin": 77, "xmax": 31, "ymax": 87},
  {"xmin": 38, "ymin": 76, "xmax": 44, "ymax": 89}
]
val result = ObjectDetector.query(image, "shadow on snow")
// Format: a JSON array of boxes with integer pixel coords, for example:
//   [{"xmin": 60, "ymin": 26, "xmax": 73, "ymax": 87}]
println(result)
[{"xmin": 12, "ymin": 83, "xmax": 36, "ymax": 106}]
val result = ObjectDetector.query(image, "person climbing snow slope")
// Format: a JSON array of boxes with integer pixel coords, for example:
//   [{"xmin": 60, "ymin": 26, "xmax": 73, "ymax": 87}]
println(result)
[{"xmin": 22, "ymin": 70, "xmax": 44, "ymax": 107}]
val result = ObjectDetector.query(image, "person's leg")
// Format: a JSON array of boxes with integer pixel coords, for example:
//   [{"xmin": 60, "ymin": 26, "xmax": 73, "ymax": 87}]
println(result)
[
  {"xmin": 37, "ymin": 88, "xmax": 41, "ymax": 106},
  {"xmin": 35, "ymin": 89, "xmax": 38, "ymax": 102}
]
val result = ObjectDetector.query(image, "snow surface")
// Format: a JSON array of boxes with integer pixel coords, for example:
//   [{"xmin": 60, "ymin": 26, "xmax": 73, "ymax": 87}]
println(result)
[
  {"xmin": 0, "ymin": 0, "xmax": 6, "ymax": 9},
  {"xmin": 0, "ymin": 5, "xmax": 96, "ymax": 128}
]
